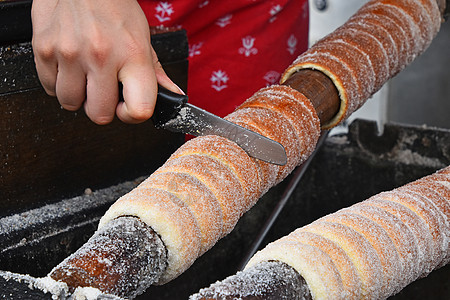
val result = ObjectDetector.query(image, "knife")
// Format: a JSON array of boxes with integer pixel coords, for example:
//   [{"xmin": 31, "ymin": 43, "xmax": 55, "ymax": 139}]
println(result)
[{"xmin": 151, "ymin": 85, "xmax": 287, "ymax": 166}]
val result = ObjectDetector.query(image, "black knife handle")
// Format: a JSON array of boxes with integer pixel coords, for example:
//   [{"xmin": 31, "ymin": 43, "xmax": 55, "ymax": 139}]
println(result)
[{"xmin": 152, "ymin": 85, "xmax": 188, "ymax": 128}]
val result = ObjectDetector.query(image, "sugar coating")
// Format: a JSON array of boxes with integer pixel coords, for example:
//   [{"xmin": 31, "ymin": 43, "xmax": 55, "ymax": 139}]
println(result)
[
  {"xmin": 154, "ymin": 154, "xmax": 245, "ymax": 235},
  {"xmin": 377, "ymin": 190, "xmax": 447, "ymax": 268},
  {"xmin": 97, "ymin": 81, "xmax": 322, "ymax": 292},
  {"xmin": 435, "ymin": 180, "xmax": 450, "ymax": 191},
  {"xmin": 318, "ymin": 30, "xmax": 381, "ymax": 97},
  {"xmin": 428, "ymin": 171, "xmax": 450, "ymax": 183},
  {"xmin": 253, "ymin": 85, "xmax": 320, "ymax": 141},
  {"xmin": 256, "ymin": 85, "xmax": 319, "ymax": 121},
  {"xmin": 246, "ymin": 239, "xmax": 346, "ymax": 299},
  {"xmin": 378, "ymin": 0, "xmax": 435, "ymax": 49},
  {"xmin": 238, "ymin": 86, "xmax": 320, "ymax": 164},
  {"xmin": 330, "ymin": 26, "xmax": 390, "ymax": 91},
  {"xmin": 365, "ymin": 197, "xmax": 436, "ymax": 277},
  {"xmin": 288, "ymin": 231, "xmax": 362, "ymax": 299},
  {"xmin": 53, "ymin": 216, "xmax": 168, "ymax": 298},
  {"xmin": 230, "ymin": 166, "xmax": 449, "ymax": 300},
  {"xmin": 360, "ymin": 3, "xmax": 420, "ymax": 65},
  {"xmin": 303, "ymin": 221, "xmax": 383, "ymax": 299},
  {"xmin": 436, "ymin": 166, "xmax": 450, "ymax": 175},
  {"xmin": 243, "ymin": 166, "xmax": 449, "ymax": 300},
  {"xmin": 281, "ymin": 0, "xmax": 441, "ymax": 129},
  {"xmin": 321, "ymin": 212, "xmax": 401, "ymax": 298},
  {"xmin": 191, "ymin": 261, "xmax": 312, "ymax": 300},
  {"xmin": 225, "ymin": 107, "xmax": 302, "ymax": 185},
  {"xmin": 309, "ymin": 40, "xmax": 375, "ymax": 102},
  {"xmin": 250, "ymin": 85, "xmax": 320, "ymax": 158},
  {"xmin": 344, "ymin": 16, "xmax": 398, "ymax": 79},
  {"xmin": 71, "ymin": 287, "xmax": 103, "ymax": 300},
  {"xmin": 420, "ymin": 0, "xmax": 445, "ymax": 33},
  {"xmin": 169, "ymin": 135, "xmax": 261, "ymax": 209},
  {"xmin": 361, "ymin": 0, "xmax": 440, "ymax": 65},
  {"xmin": 398, "ymin": 187, "xmax": 449, "ymax": 244},
  {"xmin": 345, "ymin": 204, "xmax": 420, "ymax": 288},
  {"xmin": 433, "ymin": 179, "xmax": 450, "ymax": 263},
  {"xmin": 222, "ymin": 116, "xmax": 279, "ymax": 195},
  {"xmin": 404, "ymin": 183, "xmax": 450, "ymax": 224},
  {"xmin": 99, "ymin": 189, "xmax": 201, "ymax": 285},
  {"xmin": 352, "ymin": 11, "xmax": 409, "ymax": 76},
  {"xmin": 141, "ymin": 172, "xmax": 223, "ymax": 254},
  {"xmin": 404, "ymin": 178, "xmax": 450, "ymax": 266}
]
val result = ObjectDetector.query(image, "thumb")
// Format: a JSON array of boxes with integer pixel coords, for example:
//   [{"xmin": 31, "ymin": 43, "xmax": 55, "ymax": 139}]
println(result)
[
  {"xmin": 151, "ymin": 47, "xmax": 186, "ymax": 95},
  {"xmin": 116, "ymin": 60, "xmax": 158, "ymax": 124}
]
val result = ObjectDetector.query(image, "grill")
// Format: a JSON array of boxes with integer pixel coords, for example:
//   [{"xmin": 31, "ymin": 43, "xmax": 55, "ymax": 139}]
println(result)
[
  {"xmin": 1, "ymin": 2, "xmax": 449, "ymax": 298},
  {"xmin": 2, "ymin": 118, "xmax": 449, "ymax": 299}
]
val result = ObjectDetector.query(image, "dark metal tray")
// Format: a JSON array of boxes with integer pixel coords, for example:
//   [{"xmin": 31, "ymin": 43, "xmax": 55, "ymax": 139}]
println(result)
[{"xmin": 1, "ymin": 119, "xmax": 449, "ymax": 299}]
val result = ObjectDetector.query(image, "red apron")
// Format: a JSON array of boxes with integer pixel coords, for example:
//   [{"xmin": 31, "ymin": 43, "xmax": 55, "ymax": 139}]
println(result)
[{"xmin": 138, "ymin": 0, "xmax": 309, "ymax": 117}]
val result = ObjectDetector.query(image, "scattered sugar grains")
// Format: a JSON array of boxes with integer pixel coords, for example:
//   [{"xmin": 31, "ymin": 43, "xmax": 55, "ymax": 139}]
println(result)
[
  {"xmin": 344, "ymin": 17, "xmax": 398, "ymax": 76},
  {"xmin": 225, "ymin": 106, "xmax": 302, "ymax": 184},
  {"xmin": 321, "ymin": 212, "xmax": 401, "ymax": 298},
  {"xmin": 350, "ymin": 11, "xmax": 408, "ymax": 76},
  {"xmin": 366, "ymin": 197, "xmax": 436, "ymax": 277},
  {"xmin": 155, "ymin": 154, "xmax": 245, "ymax": 235},
  {"xmin": 239, "ymin": 85, "xmax": 320, "ymax": 162},
  {"xmin": 405, "ymin": 184, "xmax": 450, "ymax": 223},
  {"xmin": 56, "ymin": 216, "xmax": 167, "ymax": 298},
  {"xmin": 249, "ymin": 85, "xmax": 320, "ymax": 141},
  {"xmin": 223, "ymin": 115, "xmax": 279, "ymax": 194},
  {"xmin": 144, "ymin": 171, "xmax": 223, "ymax": 254},
  {"xmin": 169, "ymin": 135, "xmax": 262, "ymax": 208},
  {"xmin": 396, "ymin": 190, "xmax": 447, "ymax": 253},
  {"xmin": 289, "ymin": 230, "xmax": 362, "ymax": 299},
  {"xmin": 0, "ymin": 273, "xmax": 78, "ymax": 299},
  {"xmin": 303, "ymin": 221, "xmax": 383, "ymax": 299},
  {"xmin": 379, "ymin": 191, "xmax": 446, "ymax": 267},
  {"xmin": 346, "ymin": 203, "xmax": 420, "ymax": 288},
  {"xmin": 380, "ymin": 0, "xmax": 434, "ymax": 45},
  {"xmin": 190, "ymin": 261, "xmax": 311, "ymax": 300},
  {"xmin": 311, "ymin": 38, "xmax": 376, "ymax": 100},
  {"xmin": 362, "ymin": 2, "xmax": 422, "ymax": 64},
  {"xmin": 289, "ymin": 50, "xmax": 362, "ymax": 120},
  {"xmin": 328, "ymin": 29, "xmax": 388, "ymax": 91},
  {"xmin": 69, "ymin": 286, "xmax": 122, "ymax": 299},
  {"xmin": 282, "ymin": 0, "xmax": 441, "ymax": 128},
  {"xmin": 29, "ymin": 275, "xmax": 68, "ymax": 299},
  {"xmin": 70, "ymin": 287, "xmax": 102, "ymax": 300}
]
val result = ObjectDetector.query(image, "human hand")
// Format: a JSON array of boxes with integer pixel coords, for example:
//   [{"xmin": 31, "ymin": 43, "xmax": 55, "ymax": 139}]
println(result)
[{"xmin": 31, "ymin": 0, "xmax": 182, "ymax": 124}]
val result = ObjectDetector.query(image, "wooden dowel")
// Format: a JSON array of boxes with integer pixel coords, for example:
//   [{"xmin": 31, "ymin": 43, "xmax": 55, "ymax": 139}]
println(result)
[
  {"xmin": 49, "ymin": 217, "xmax": 167, "ymax": 299},
  {"xmin": 189, "ymin": 261, "xmax": 312, "ymax": 300},
  {"xmin": 282, "ymin": 69, "xmax": 340, "ymax": 127}
]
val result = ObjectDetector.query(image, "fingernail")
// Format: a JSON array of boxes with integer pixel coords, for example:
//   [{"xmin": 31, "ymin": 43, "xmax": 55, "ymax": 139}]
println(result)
[{"xmin": 173, "ymin": 83, "xmax": 186, "ymax": 95}]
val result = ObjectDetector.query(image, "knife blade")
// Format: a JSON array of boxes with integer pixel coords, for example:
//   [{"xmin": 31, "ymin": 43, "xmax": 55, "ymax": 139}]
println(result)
[{"xmin": 152, "ymin": 85, "xmax": 287, "ymax": 166}]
